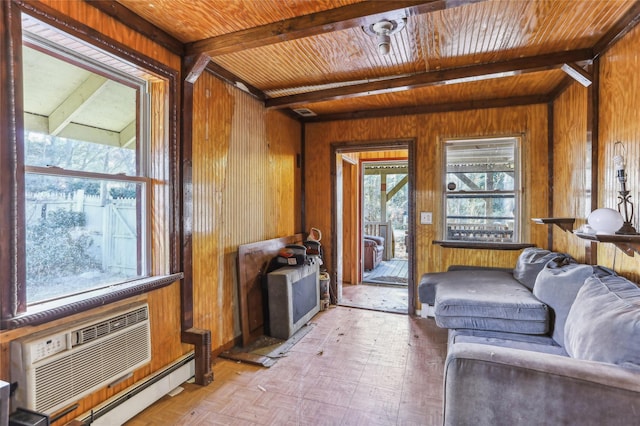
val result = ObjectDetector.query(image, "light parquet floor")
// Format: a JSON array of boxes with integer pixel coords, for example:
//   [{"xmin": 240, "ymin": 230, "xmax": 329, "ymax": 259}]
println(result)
[
  {"xmin": 126, "ymin": 307, "xmax": 448, "ymax": 426},
  {"xmin": 340, "ymin": 284, "xmax": 408, "ymax": 314}
]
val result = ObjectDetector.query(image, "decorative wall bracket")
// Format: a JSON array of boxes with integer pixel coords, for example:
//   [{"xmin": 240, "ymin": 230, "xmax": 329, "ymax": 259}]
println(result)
[
  {"xmin": 531, "ymin": 218, "xmax": 575, "ymax": 232},
  {"xmin": 573, "ymin": 232, "xmax": 640, "ymax": 257}
]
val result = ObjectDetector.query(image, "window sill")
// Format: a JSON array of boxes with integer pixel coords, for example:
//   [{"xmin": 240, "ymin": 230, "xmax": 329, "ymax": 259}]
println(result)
[
  {"xmin": 433, "ymin": 240, "xmax": 535, "ymax": 250},
  {"xmin": 1, "ymin": 273, "xmax": 183, "ymax": 330}
]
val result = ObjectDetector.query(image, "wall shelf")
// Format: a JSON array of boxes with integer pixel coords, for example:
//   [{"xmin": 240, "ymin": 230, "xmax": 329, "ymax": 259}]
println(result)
[
  {"xmin": 432, "ymin": 240, "xmax": 535, "ymax": 250},
  {"xmin": 531, "ymin": 217, "xmax": 575, "ymax": 232},
  {"xmin": 573, "ymin": 231, "xmax": 640, "ymax": 257}
]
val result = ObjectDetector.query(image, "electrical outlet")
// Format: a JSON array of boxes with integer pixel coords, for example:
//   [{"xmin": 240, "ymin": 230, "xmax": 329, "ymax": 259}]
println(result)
[{"xmin": 420, "ymin": 212, "xmax": 433, "ymax": 224}]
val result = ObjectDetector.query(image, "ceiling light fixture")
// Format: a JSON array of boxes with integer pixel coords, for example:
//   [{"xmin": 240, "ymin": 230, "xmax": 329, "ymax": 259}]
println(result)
[{"xmin": 363, "ymin": 18, "xmax": 406, "ymax": 56}]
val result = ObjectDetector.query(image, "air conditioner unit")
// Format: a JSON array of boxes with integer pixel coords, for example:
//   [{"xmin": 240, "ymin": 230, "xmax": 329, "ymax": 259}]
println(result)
[{"xmin": 11, "ymin": 303, "xmax": 151, "ymax": 415}]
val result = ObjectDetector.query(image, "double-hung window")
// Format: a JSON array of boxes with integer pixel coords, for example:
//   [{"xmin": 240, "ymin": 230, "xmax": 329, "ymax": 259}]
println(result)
[
  {"xmin": 23, "ymin": 36, "xmax": 150, "ymax": 304},
  {"xmin": 443, "ymin": 137, "xmax": 522, "ymax": 243},
  {"xmin": 1, "ymin": 11, "xmax": 178, "ymax": 327}
]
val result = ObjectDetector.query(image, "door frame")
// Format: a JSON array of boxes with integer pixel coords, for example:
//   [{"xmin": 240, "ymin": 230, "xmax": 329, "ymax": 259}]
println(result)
[{"xmin": 330, "ymin": 139, "xmax": 416, "ymax": 313}]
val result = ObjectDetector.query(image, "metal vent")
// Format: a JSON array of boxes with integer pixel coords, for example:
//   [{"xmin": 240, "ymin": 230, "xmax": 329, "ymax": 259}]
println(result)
[
  {"xmin": 74, "ymin": 306, "xmax": 148, "ymax": 347},
  {"xmin": 292, "ymin": 108, "xmax": 317, "ymax": 117}
]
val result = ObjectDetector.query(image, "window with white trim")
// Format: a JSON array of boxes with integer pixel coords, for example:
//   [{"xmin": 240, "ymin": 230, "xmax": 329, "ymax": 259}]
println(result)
[{"xmin": 443, "ymin": 137, "xmax": 522, "ymax": 243}]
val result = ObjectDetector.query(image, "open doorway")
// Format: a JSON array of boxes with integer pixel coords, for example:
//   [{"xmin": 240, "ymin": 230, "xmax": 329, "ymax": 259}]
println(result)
[
  {"xmin": 362, "ymin": 160, "xmax": 409, "ymax": 286},
  {"xmin": 331, "ymin": 140, "xmax": 415, "ymax": 314}
]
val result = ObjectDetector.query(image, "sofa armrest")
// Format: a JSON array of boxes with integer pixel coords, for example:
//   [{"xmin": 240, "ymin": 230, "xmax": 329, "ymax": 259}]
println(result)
[
  {"xmin": 444, "ymin": 343, "xmax": 640, "ymax": 426},
  {"xmin": 363, "ymin": 238, "xmax": 376, "ymax": 248},
  {"xmin": 363, "ymin": 234, "xmax": 384, "ymax": 247}
]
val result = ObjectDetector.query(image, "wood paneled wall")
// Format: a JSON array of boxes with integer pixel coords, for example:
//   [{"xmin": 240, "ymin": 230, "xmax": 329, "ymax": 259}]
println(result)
[
  {"xmin": 551, "ymin": 82, "xmax": 591, "ymax": 262},
  {"xmin": 597, "ymin": 22, "xmax": 640, "ymax": 281},
  {"xmin": 192, "ymin": 71, "xmax": 302, "ymax": 346},
  {"xmin": 358, "ymin": 149, "xmax": 408, "ymax": 161},
  {"xmin": 0, "ymin": 1, "xmax": 302, "ymax": 422},
  {"xmin": 552, "ymin": 23, "xmax": 640, "ymax": 280},
  {"xmin": 0, "ymin": 2, "xmax": 186, "ymax": 421},
  {"xmin": 305, "ymin": 106, "xmax": 550, "ymax": 308}
]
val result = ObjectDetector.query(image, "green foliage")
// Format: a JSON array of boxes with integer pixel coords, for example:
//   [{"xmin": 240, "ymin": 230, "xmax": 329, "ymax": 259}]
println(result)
[
  {"xmin": 363, "ymin": 172, "xmax": 408, "ymax": 231},
  {"xmin": 26, "ymin": 210, "xmax": 100, "ymax": 280}
]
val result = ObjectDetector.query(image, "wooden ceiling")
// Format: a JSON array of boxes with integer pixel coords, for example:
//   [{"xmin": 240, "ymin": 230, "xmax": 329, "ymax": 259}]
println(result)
[{"xmin": 91, "ymin": 0, "xmax": 640, "ymax": 122}]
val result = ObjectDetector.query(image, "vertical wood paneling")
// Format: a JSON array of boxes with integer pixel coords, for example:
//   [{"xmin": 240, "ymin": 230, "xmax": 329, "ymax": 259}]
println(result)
[
  {"xmin": 192, "ymin": 73, "xmax": 234, "ymax": 348},
  {"xmin": 191, "ymin": 72, "xmax": 302, "ymax": 348},
  {"xmin": 335, "ymin": 156, "xmax": 344, "ymax": 285},
  {"xmin": 150, "ymin": 80, "xmax": 171, "ymax": 274},
  {"xmin": 359, "ymin": 150, "xmax": 408, "ymax": 160},
  {"xmin": 266, "ymin": 110, "xmax": 303, "ymax": 237},
  {"xmin": 305, "ymin": 105, "xmax": 548, "ymax": 308},
  {"xmin": 342, "ymin": 159, "xmax": 358, "ymax": 284},
  {"xmin": 598, "ymin": 22, "xmax": 640, "ymax": 281},
  {"xmin": 552, "ymin": 82, "xmax": 590, "ymax": 262}
]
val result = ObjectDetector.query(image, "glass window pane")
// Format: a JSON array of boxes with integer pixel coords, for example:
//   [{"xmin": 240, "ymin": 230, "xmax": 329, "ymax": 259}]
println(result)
[
  {"xmin": 446, "ymin": 196, "xmax": 514, "ymax": 242},
  {"xmin": 25, "ymin": 174, "xmax": 144, "ymax": 303},
  {"xmin": 446, "ymin": 195, "xmax": 515, "ymax": 218},
  {"xmin": 22, "ymin": 45, "xmax": 138, "ymax": 176},
  {"xmin": 444, "ymin": 138, "xmax": 519, "ymax": 242},
  {"xmin": 363, "ymin": 174, "xmax": 381, "ymax": 222},
  {"xmin": 24, "ymin": 131, "xmax": 136, "ymax": 175},
  {"xmin": 446, "ymin": 171, "xmax": 514, "ymax": 191}
]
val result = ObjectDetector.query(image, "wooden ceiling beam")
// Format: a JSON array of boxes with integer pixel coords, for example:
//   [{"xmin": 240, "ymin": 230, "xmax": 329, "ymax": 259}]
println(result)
[
  {"xmin": 204, "ymin": 61, "xmax": 266, "ymax": 101},
  {"xmin": 86, "ymin": 1, "xmax": 184, "ymax": 56},
  {"xmin": 301, "ymin": 94, "xmax": 552, "ymax": 123},
  {"xmin": 184, "ymin": 53, "xmax": 211, "ymax": 84},
  {"xmin": 268, "ymin": 49, "xmax": 593, "ymax": 109},
  {"xmin": 185, "ymin": 0, "xmax": 485, "ymax": 57},
  {"xmin": 593, "ymin": 0, "xmax": 640, "ymax": 58},
  {"xmin": 561, "ymin": 63, "xmax": 592, "ymax": 87}
]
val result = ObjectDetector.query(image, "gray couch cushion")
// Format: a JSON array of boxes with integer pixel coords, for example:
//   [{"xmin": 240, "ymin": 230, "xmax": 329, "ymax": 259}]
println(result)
[
  {"xmin": 565, "ymin": 274, "xmax": 640, "ymax": 369},
  {"xmin": 513, "ymin": 247, "xmax": 569, "ymax": 290},
  {"xmin": 434, "ymin": 276, "xmax": 549, "ymax": 334},
  {"xmin": 419, "ymin": 269, "xmax": 515, "ymax": 306},
  {"xmin": 450, "ymin": 330, "xmax": 567, "ymax": 356},
  {"xmin": 532, "ymin": 260, "xmax": 613, "ymax": 346}
]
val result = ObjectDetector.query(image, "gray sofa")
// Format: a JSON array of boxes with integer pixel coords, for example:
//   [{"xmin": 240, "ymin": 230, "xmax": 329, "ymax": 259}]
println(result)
[{"xmin": 419, "ymin": 248, "xmax": 640, "ymax": 425}]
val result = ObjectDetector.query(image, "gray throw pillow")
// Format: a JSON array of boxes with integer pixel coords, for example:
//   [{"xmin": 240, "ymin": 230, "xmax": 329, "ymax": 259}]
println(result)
[
  {"xmin": 533, "ymin": 260, "xmax": 612, "ymax": 346},
  {"xmin": 513, "ymin": 248, "xmax": 570, "ymax": 290},
  {"xmin": 564, "ymin": 274, "xmax": 640, "ymax": 368}
]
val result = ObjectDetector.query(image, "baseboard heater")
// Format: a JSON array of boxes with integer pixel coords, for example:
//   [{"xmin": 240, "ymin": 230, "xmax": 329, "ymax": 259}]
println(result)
[{"xmin": 76, "ymin": 352, "xmax": 195, "ymax": 425}]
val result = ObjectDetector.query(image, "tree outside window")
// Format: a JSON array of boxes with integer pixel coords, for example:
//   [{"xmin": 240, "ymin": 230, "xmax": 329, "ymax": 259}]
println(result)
[{"xmin": 444, "ymin": 138, "xmax": 521, "ymax": 242}]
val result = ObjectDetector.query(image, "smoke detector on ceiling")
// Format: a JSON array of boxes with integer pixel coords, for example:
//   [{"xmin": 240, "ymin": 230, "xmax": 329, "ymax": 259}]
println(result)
[{"xmin": 362, "ymin": 18, "xmax": 406, "ymax": 56}]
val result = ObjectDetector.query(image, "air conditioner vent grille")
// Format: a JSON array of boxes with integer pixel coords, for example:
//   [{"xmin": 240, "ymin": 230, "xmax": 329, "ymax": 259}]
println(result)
[
  {"xmin": 12, "ymin": 304, "xmax": 151, "ymax": 415},
  {"xmin": 75, "ymin": 306, "xmax": 148, "ymax": 347},
  {"xmin": 33, "ymin": 322, "xmax": 150, "ymax": 413}
]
